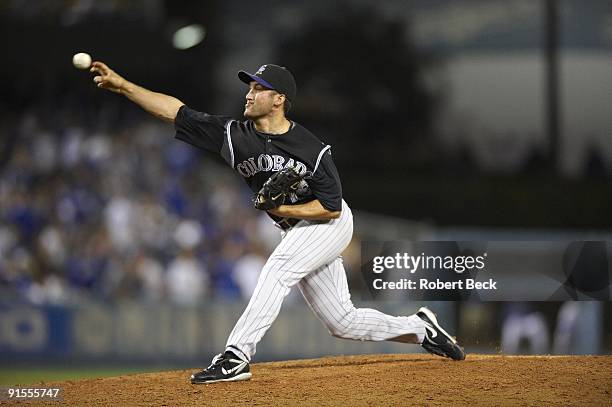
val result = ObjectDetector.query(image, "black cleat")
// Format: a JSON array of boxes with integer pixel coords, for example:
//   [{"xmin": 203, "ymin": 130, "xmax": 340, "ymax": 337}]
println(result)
[
  {"xmin": 417, "ymin": 307, "xmax": 466, "ymax": 361},
  {"xmin": 190, "ymin": 351, "xmax": 252, "ymax": 384}
]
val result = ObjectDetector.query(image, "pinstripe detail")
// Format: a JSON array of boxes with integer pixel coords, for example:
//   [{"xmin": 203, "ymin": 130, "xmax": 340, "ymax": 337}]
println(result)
[
  {"xmin": 238, "ymin": 216, "xmax": 346, "ymax": 347},
  {"xmin": 305, "ymin": 268, "xmax": 390, "ymax": 336},
  {"xmin": 301, "ymin": 264, "xmax": 417, "ymax": 340},
  {"xmin": 313, "ymin": 145, "xmax": 331, "ymax": 174},
  {"xmin": 225, "ymin": 120, "xmax": 235, "ymax": 168},
  {"xmin": 224, "ymin": 200, "xmax": 425, "ymax": 360},
  {"xmin": 230, "ymin": 225, "xmax": 321, "ymax": 342},
  {"xmin": 226, "ymin": 206, "xmax": 348, "ymax": 356}
]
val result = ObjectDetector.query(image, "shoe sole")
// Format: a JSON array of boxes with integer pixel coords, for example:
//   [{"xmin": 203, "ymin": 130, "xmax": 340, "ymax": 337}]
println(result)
[
  {"xmin": 191, "ymin": 372, "xmax": 252, "ymax": 384},
  {"xmin": 418, "ymin": 307, "xmax": 459, "ymax": 345}
]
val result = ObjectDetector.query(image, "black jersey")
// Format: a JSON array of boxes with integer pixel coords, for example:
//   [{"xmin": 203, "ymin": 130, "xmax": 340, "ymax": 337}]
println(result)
[{"xmin": 174, "ymin": 105, "xmax": 343, "ymax": 218}]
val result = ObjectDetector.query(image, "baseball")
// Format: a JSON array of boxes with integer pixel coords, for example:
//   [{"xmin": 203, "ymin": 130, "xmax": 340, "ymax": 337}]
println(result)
[{"xmin": 72, "ymin": 52, "xmax": 92, "ymax": 70}]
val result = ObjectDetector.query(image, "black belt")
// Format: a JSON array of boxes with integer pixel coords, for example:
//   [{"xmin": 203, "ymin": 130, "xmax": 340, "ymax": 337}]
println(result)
[{"xmin": 275, "ymin": 218, "xmax": 301, "ymax": 230}]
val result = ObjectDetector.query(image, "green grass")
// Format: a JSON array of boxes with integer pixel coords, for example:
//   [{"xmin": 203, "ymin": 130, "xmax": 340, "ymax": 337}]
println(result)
[{"xmin": 0, "ymin": 367, "xmax": 164, "ymax": 385}]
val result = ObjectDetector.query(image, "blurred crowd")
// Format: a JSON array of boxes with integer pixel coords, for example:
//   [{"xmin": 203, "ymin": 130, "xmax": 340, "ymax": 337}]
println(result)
[{"xmin": 0, "ymin": 102, "xmax": 283, "ymax": 305}]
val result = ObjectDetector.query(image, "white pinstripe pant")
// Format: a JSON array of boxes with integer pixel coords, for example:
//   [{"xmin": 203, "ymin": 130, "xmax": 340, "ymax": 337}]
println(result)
[{"xmin": 225, "ymin": 200, "xmax": 426, "ymax": 361}]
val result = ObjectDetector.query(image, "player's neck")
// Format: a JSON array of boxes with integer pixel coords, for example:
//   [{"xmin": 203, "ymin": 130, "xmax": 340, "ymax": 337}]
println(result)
[{"xmin": 253, "ymin": 115, "xmax": 291, "ymax": 135}]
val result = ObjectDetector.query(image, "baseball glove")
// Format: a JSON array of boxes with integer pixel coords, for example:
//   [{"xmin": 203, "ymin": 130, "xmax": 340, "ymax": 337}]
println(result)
[{"xmin": 253, "ymin": 167, "xmax": 310, "ymax": 210}]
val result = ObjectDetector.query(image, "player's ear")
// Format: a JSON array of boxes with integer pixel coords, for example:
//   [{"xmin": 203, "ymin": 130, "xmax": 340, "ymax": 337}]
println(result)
[{"xmin": 274, "ymin": 93, "xmax": 286, "ymax": 108}]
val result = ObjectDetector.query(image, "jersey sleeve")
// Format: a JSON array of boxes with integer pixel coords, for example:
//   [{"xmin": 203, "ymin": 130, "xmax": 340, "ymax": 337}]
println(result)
[
  {"xmin": 309, "ymin": 149, "xmax": 343, "ymax": 212},
  {"xmin": 174, "ymin": 105, "xmax": 232, "ymax": 154}
]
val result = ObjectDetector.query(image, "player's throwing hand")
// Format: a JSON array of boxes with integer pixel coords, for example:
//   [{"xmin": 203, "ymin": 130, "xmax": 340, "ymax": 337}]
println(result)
[{"xmin": 90, "ymin": 62, "xmax": 126, "ymax": 93}]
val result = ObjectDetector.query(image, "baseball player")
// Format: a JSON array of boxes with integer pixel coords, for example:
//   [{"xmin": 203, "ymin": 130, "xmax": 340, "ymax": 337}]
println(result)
[{"xmin": 90, "ymin": 61, "xmax": 465, "ymax": 384}]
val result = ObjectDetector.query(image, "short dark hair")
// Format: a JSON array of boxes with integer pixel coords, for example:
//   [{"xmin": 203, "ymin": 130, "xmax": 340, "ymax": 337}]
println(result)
[{"xmin": 283, "ymin": 99, "xmax": 292, "ymax": 114}]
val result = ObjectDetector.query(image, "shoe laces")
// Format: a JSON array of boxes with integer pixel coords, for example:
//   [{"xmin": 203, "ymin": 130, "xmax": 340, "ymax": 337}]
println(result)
[{"xmin": 207, "ymin": 353, "xmax": 225, "ymax": 369}]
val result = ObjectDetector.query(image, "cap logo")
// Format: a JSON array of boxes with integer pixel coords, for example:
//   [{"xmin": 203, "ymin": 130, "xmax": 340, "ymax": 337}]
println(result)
[{"xmin": 255, "ymin": 65, "xmax": 267, "ymax": 75}]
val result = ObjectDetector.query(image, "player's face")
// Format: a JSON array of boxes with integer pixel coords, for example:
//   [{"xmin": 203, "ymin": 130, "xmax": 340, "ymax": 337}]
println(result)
[{"xmin": 244, "ymin": 82, "xmax": 278, "ymax": 119}]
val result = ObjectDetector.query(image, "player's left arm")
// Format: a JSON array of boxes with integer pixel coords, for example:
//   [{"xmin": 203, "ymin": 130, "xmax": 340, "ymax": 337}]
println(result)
[
  {"xmin": 268, "ymin": 199, "xmax": 340, "ymax": 220},
  {"xmin": 269, "ymin": 149, "xmax": 343, "ymax": 220}
]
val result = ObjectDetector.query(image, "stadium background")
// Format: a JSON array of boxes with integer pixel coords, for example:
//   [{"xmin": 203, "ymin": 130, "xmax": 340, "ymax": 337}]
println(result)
[{"xmin": 1, "ymin": 0, "xmax": 611, "ymax": 384}]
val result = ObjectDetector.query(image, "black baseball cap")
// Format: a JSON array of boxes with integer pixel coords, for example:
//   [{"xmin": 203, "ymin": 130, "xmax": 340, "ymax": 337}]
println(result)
[{"xmin": 238, "ymin": 64, "xmax": 297, "ymax": 102}]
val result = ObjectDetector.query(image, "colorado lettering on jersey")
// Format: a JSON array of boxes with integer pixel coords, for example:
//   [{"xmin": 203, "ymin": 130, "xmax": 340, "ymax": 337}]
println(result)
[
  {"xmin": 174, "ymin": 106, "xmax": 342, "ymax": 212},
  {"xmin": 236, "ymin": 154, "xmax": 308, "ymax": 178}
]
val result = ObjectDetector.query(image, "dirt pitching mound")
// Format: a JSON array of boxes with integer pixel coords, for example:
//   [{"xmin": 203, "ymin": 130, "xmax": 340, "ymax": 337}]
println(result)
[{"xmin": 26, "ymin": 354, "xmax": 612, "ymax": 406}]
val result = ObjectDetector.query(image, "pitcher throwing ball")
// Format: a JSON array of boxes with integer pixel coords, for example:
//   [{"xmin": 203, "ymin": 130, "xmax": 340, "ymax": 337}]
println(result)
[{"xmin": 90, "ymin": 61, "xmax": 466, "ymax": 384}]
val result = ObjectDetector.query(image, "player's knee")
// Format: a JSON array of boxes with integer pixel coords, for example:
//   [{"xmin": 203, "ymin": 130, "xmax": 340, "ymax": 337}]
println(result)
[
  {"xmin": 327, "ymin": 322, "xmax": 344, "ymax": 338},
  {"xmin": 264, "ymin": 255, "xmax": 294, "ymax": 276},
  {"xmin": 258, "ymin": 261, "xmax": 301, "ymax": 288},
  {"xmin": 327, "ymin": 309, "xmax": 356, "ymax": 339},
  {"xmin": 329, "ymin": 327, "xmax": 351, "ymax": 339}
]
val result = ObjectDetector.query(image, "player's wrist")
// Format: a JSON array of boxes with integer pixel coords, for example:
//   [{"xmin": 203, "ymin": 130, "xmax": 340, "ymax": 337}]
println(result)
[
  {"xmin": 267, "ymin": 205, "xmax": 286, "ymax": 217},
  {"xmin": 118, "ymin": 78, "xmax": 132, "ymax": 95}
]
